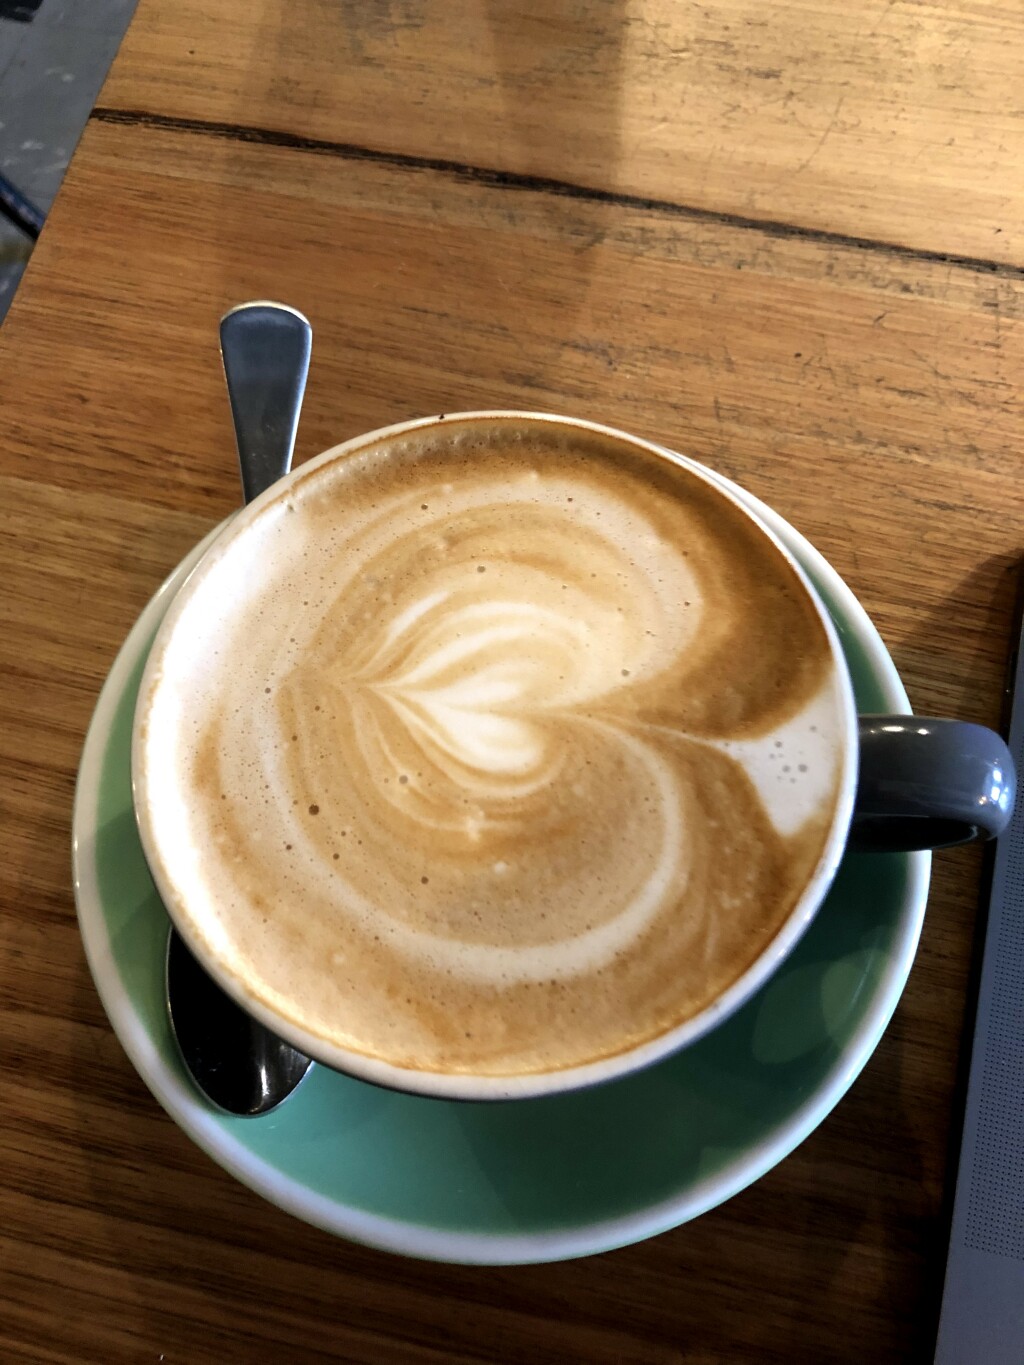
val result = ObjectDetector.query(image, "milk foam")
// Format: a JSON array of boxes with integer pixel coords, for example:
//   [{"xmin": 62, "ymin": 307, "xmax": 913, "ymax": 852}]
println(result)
[{"xmin": 137, "ymin": 419, "xmax": 850, "ymax": 1076}]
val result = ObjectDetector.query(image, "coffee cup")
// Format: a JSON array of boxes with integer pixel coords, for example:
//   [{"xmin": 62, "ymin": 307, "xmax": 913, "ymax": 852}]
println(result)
[{"xmin": 131, "ymin": 413, "xmax": 1014, "ymax": 1100}]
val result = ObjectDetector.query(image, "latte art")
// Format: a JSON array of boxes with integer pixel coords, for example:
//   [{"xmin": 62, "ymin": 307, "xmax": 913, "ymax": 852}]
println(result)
[
  {"xmin": 137, "ymin": 419, "xmax": 850, "ymax": 1077},
  {"xmin": 272, "ymin": 482, "xmax": 703, "ymax": 985}
]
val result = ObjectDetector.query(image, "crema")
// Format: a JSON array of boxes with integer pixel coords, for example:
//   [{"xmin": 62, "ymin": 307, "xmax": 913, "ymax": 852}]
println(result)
[{"xmin": 136, "ymin": 418, "xmax": 847, "ymax": 1076}]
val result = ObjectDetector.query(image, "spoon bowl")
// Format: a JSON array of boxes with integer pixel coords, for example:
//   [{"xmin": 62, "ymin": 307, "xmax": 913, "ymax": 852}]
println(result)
[{"xmin": 167, "ymin": 930, "xmax": 312, "ymax": 1115}]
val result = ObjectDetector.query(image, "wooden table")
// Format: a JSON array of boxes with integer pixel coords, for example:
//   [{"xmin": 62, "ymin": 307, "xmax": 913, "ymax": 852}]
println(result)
[{"xmin": 3, "ymin": 1, "xmax": 1023, "ymax": 1359}]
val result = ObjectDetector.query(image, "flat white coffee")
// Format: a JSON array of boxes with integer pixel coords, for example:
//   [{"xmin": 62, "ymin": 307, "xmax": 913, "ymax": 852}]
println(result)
[{"xmin": 136, "ymin": 418, "xmax": 850, "ymax": 1077}]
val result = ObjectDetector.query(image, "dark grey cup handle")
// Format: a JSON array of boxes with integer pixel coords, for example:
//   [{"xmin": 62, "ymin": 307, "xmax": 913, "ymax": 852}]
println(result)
[{"xmin": 849, "ymin": 716, "xmax": 1016, "ymax": 852}]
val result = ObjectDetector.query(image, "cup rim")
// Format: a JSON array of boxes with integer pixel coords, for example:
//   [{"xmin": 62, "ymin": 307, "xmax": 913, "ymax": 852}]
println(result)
[{"xmin": 131, "ymin": 410, "xmax": 859, "ymax": 1100}]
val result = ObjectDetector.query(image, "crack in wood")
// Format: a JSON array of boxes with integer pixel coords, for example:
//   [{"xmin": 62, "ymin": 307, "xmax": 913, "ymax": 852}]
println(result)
[{"xmin": 89, "ymin": 105, "xmax": 1024, "ymax": 281}]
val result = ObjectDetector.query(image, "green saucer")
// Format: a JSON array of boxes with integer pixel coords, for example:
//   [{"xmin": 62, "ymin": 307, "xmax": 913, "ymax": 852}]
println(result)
[{"xmin": 73, "ymin": 481, "xmax": 928, "ymax": 1264}]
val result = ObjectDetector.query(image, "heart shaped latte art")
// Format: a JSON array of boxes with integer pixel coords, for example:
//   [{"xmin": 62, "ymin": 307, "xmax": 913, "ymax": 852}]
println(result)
[
  {"xmin": 158, "ymin": 424, "xmax": 847, "ymax": 1073},
  {"xmin": 276, "ymin": 492, "xmax": 698, "ymax": 981}
]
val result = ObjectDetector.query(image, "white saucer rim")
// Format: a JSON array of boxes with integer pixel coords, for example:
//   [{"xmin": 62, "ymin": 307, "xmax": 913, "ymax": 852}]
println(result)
[{"xmin": 72, "ymin": 474, "xmax": 929, "ymax": 1266}]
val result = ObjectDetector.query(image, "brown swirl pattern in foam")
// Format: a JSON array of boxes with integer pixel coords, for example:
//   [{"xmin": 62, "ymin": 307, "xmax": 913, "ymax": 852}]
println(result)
[{"xmin": 173, "ymin": 421, "xmax": 845, "ymax": 1075}]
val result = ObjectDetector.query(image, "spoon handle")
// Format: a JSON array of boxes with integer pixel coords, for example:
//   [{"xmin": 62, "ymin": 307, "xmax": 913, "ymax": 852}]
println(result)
[{"xmin": 220, "ymin": 301, "xmax": 312, "ymax": 503}]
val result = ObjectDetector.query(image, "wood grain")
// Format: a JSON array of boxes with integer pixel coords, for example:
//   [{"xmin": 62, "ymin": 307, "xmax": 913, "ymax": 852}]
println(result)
[
  {"xmin": 98, "ymin": 0, "xmax": 1024, "ymax": 264},
  {"xmin": 0, "ymin": 107, "xmax": 1021, "ymax": 1361}
]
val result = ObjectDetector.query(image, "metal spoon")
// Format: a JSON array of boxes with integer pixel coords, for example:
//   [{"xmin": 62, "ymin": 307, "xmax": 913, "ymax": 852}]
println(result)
[{"xmin": 166, "ymin": 300, "xmax": 314, "ymax": 1115}]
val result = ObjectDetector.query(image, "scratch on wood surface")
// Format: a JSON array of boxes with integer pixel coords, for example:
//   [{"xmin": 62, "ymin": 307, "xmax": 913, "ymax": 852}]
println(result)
[
  {"xmin": 788, "ymin": 97, "xmax": 846, "ymax": 180},
  {"xmin": 869, "ymin": 0, "xmax": 901, "ymax": 39}
]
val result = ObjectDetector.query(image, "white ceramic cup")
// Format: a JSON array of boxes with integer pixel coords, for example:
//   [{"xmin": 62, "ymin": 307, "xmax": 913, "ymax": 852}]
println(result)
[{"xmin": 131, "ymin": 412, "xmax": 1014, "ymax": 1100}]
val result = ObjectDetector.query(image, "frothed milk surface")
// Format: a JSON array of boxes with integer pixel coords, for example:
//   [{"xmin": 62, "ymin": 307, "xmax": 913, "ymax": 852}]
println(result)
[{"xmin": 137, "ymin": 418, "xmax": 850, "ymax": 1077}]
